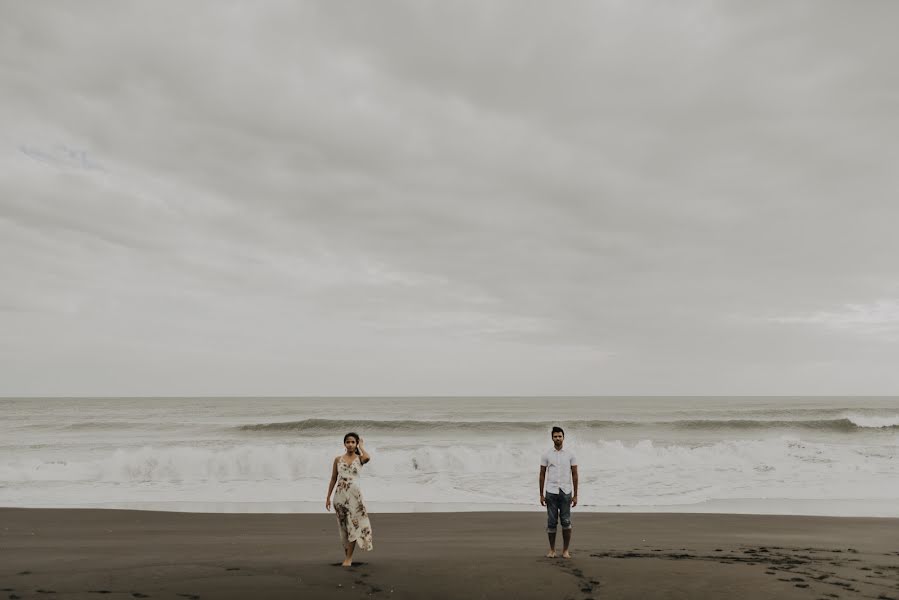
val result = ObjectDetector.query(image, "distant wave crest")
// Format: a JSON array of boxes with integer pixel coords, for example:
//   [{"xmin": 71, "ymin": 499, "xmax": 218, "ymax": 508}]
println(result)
[
  {"xmin": 237, "ymin": 419, "xmax": 544, "ymax": 433},
  {"xmin": 675, "ymin": 418, "xmax": 896, "ymax": 432},
  {"xmin": 236, "ymin": 417, "xmax": 899, "ymax": 434}
]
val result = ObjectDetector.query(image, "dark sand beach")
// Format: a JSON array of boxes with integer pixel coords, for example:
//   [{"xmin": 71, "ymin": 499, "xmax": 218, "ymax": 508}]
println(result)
[{"xmin": 1, "ymin": 508, "xmax": 898, "ymax": 599}]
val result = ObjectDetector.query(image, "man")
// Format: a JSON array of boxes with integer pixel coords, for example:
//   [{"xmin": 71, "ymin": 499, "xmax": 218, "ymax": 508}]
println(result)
[{"xmin": 539, "ymin": 426, "xmax": 578, "ymax": 558}]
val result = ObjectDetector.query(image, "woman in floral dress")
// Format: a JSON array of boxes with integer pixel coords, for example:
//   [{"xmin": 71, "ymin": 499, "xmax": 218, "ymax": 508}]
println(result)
[{"xmin": 326, "ymin": 432, "xmax": 373, "ymax": 566}]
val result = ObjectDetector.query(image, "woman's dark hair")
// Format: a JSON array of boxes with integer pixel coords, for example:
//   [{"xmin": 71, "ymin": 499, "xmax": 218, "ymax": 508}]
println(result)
[
  {"xmin": 551, "ymin": 426, "xmax": 565, "ymax": 437},
  {"xmin": 344, "ymin": 432, "xmax": 361, "ymax": 454}
]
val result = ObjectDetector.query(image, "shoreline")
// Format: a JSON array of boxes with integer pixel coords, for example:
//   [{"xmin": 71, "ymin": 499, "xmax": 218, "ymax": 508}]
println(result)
[
  {"xmin": 2, "ymin": 508, "xmax": 898, "ymax": 599},
  {"xmin": 4, "ymin": 496, "xmax": 899, "ymax": 518}
]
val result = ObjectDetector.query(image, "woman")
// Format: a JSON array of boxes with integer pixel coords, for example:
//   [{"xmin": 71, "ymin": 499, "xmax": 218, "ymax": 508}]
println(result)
[{"xmin": 326, "ymin": 432, "xmax": 373, "ymax": 566}]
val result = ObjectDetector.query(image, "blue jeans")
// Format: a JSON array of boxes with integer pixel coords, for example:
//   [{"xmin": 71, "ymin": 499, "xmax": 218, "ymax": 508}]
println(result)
[{"xmin": 545, "ymin": 489, "xmax": 572, "ymax": 533}]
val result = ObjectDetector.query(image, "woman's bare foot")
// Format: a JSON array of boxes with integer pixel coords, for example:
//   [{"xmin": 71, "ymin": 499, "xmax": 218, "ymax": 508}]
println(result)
[
  {"xmin": 546, "ymin": 550, "xmax": 557, "ymax": 558},
  {"xmin": 561, "ymin": 550, "xmax": 572, "ymax": 559}
]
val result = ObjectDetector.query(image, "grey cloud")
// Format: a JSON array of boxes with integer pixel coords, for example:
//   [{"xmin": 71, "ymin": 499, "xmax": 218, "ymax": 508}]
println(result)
[{"xmin": 2, "ymin": 1, "xmax": 899, "ymax": 395}]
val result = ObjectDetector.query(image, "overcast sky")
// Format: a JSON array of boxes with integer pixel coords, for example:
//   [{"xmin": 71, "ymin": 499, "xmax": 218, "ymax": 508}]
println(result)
[{"xmin": 2, "ymin": 1, "xmax": 899, "ymax": 397}]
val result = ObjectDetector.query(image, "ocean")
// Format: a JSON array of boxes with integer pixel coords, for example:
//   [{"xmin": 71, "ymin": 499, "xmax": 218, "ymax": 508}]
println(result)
[{"xmin": 1, "ymin": 397, "xmax": 898, "ymax": 516}]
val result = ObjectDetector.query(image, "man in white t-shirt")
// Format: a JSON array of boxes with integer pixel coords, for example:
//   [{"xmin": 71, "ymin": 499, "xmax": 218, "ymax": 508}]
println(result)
[{"xmin": 539, "ymin": 426, "xmax": 578, "ymax": 558}]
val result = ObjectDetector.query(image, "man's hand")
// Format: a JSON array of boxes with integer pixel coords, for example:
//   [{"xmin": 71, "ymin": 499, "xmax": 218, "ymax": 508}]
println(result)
[
  {"xmin": 540, "ymin": 494, "xmax": 546, "ymax": 506},
  {"xmin": 325, "ymin": 498, "xmax": 331, "ymax": 511},
  {"xmin": 571, "ymin": 495, "xmax": 578, "ymax": 507}
]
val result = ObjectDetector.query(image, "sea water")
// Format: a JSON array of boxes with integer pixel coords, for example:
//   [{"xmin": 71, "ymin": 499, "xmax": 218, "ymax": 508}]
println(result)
[{"xmin": 1, "ymin": 397, "xmax": 897, "ymax": 515}]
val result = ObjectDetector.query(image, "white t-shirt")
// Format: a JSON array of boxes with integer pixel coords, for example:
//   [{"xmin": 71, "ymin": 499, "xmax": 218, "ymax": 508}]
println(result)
[{"xmin": 541, "ymin": 447, "xmax": 577, "ymax": 495}]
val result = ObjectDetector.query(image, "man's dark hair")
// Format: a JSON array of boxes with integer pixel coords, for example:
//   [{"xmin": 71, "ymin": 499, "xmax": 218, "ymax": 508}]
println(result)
[{"xmin": 551, "ymin": 426, "xmax": 564, "ymax": 437}]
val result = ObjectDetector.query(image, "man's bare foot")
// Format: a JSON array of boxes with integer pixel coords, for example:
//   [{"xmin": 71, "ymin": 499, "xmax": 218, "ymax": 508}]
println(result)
[
  {"xmin": 546, "ymin": 550, "xmax": 556, "ymax": 558},
  {"xmin": 341, "ymin": 559, "xmax": 353, "ymax": 567},
  {"xmin": 561, "ymin": 550, "xmax": 571, "ymax": 559}
]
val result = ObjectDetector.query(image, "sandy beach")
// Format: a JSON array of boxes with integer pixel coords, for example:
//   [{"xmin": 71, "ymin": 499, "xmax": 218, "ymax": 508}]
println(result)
[{"xmin": 1, "ymin": 509, "xmax": 898, "ymax": 599}]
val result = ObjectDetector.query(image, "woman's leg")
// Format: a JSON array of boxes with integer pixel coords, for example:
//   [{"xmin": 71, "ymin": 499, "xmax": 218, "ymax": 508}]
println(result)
[
  {"xmin": 337, "ymin": 506, "xmax": 354, "ymax": 566},
  {"xmin": 343, "ymin": 540, "xmax": 356, "ymax": 566}
]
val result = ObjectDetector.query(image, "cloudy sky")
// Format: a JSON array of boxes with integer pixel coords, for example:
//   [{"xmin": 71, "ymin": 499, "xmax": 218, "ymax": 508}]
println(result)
[{"xmin": 2, "ymin": 1, "xmax": 898, "ymax": 397}]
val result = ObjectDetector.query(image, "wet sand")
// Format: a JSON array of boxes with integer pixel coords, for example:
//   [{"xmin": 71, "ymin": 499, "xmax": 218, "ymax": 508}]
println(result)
[{"xmin": 1, "ymin": 508, "xmax": 898, "ymax": 599}]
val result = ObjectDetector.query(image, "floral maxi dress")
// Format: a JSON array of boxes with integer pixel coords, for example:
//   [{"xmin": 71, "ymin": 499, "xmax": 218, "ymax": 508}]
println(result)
[{"xmin": 333, "ymin": 456, "xmax": 373, "ymax": 551}]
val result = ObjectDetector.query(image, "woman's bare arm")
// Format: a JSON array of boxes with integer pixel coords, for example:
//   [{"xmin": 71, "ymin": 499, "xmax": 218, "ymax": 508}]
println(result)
[
  {"xmin": 358, "ymin": 438, "xmax": 371, "ymax": 465},
  {"xmin": 325, "ymin": 457, "xmax": 338, "ymax": 510}
]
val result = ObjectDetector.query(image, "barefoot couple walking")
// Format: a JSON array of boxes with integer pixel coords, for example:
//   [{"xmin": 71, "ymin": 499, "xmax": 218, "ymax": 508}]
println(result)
[{"xmin": 325, "ymin": 427, "xmax": 578, "ymax": 565}]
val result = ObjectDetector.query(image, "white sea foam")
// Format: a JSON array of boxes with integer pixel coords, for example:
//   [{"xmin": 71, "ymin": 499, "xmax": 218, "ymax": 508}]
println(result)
[
  {"xmin": 2, "ymin": 438, "xmax": 897, "ymax": 512},
  {"xmin": 845, "ymin": 413, "xmax": 899, "ymax": 428}
]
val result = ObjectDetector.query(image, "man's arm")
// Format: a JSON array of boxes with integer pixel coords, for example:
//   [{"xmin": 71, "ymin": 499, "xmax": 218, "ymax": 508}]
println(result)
[
  {"xmin": 571, "ymin": 465, "xmax": 578, "ymax": 507},
  {"xmin": 539, "ymin": 465, "xmax": 547, "ymax": 506}
]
